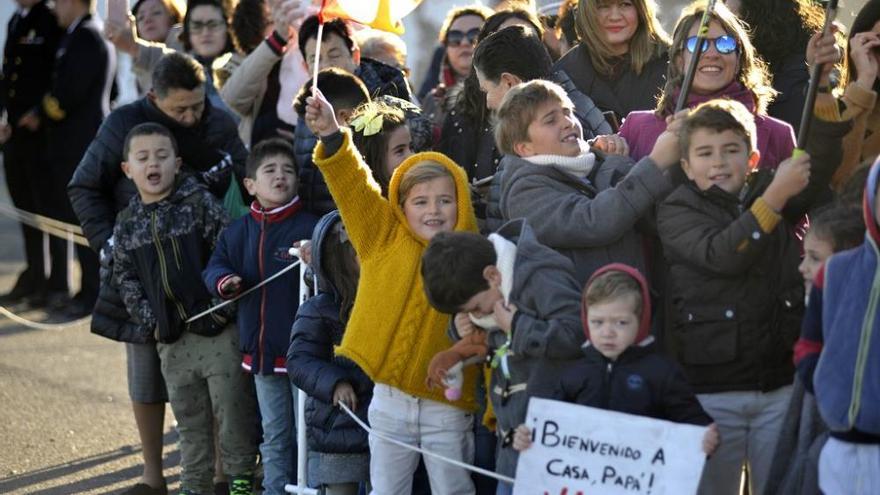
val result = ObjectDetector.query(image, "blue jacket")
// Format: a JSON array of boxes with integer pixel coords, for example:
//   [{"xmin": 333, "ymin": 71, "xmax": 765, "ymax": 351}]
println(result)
[
  {"xmin": 203, "ymin": 197, "xmax": 318, "ymax": 374},
  {"xmin": 796, "ymin": 159, "xmax": 880, "ymax": 440},
  {"xmin": 287, "ymin": 211, "xmax": 373, "ymax": 455}
]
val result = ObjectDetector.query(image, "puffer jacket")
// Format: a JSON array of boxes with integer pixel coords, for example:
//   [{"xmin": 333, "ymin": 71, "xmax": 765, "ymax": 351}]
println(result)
[
  {"xmin": 295, "ymin": 58, "xmax": 414, "ymax": 216},
  {"xmin": 529, "ymin": 264, "xmax": 712, "ymax": 426},
  {"xmin": 112, "ymin": 175, "xmax": 233, "ymax": 343},
  {"xmin": 69, "ymin": 96, "xmax": 247, "ymax": 342},
  {"xmin": 657, "ymin": 114, "xmax": 849, "ymax": 393},
  {"xmin": 287, "ymin": 211, "xmax": 372, "ymax": 455}
]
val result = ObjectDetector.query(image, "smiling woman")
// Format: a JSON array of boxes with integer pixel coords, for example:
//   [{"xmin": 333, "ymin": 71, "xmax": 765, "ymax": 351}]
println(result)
[{"xmin": 618, "ymin": 1, "xmax": 797, "ymax": 171}]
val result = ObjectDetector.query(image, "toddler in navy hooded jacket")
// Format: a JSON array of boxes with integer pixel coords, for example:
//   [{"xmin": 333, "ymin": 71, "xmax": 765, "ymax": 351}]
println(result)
[
  {"xmin": 203, "ymin": 139, "xmax": 318, "ymax": 495},
  {"xmin": 513, "ymin": 264, "xmax": 720, "ymax": 456}
]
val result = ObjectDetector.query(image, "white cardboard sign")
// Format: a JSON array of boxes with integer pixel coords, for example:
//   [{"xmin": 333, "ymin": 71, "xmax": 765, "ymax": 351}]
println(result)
[{"xmin": 513, "ymin": 398, "xmax": 707, "ymax": 495}]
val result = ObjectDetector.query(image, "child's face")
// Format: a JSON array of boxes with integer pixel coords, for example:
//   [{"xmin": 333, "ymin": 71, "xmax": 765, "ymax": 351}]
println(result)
[
  {"xmin": 799, "ymin": 231, "xmax": 834, "ymax": 292},
  {"xmin": 587, "ymin": 296, "xmax": 640, "ymax": 361},
  {"xmin": 122, "ymin": 134, "xmax": 182, "ymax": 204},
  {"xmin": 516, "ymin": 99, "xmax": 584, "ymax": 158},
  {"xmin": 384, "ymin": 126, "xmax": 413, "ymax": 178},
  {"xmin": 459, "ymin": 266, "xmax": 504, "ymax": 318},
  {"xmin": 244, "ymin": 154, "xmax": 298, "ymax": 209},
  {"xmin": 682, "ymin": 128, "xmax": 757, "ymax": 194},
  {"xmin": 402, "ymin": 176, "xmax": 457, "ymax": 241}
]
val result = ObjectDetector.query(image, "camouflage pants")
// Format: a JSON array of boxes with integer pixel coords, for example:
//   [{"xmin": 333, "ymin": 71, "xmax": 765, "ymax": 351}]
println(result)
[{"xmin": 157, "ymin": 325, "xmax": 258, "ymax": 494}]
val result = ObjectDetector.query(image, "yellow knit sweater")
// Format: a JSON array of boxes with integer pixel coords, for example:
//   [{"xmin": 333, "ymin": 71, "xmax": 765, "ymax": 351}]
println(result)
[
  {"xmin": 313, "ymin": 129, "xmax": 479, "ymax": 411},
  {"xmin": 814, "ymin": 82, "xmax": 879, "ymax": 189}
]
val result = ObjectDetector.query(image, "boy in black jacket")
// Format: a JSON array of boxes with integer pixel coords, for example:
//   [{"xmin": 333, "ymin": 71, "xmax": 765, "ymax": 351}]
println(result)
[
  {"xmin": 513, "ymin": 264, "xmax": 719, "ymax": 456},
  {"xmin": 657, "ymin": 98, "xmax": 847, "ymax": 495},
  {"xmin": 113, "ymin": 123, "xmax": 257, "ymax": 495}
]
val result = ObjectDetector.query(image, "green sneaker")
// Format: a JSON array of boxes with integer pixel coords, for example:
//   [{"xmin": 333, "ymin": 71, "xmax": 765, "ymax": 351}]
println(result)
[{"xmin": 228, "ymin": 475, "xmax": 253, "ymax": 495}]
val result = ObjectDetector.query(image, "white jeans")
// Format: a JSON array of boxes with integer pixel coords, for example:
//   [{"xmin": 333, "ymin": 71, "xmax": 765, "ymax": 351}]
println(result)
[
  {"xmin": 819, "ymin": 437, "xmax": 880, "ymax": 494},
  {"xmin": 696, "ymin": 385, "xmax": 793, "ymax": 495},
  {"xmin": 368, "ymin": 383, "xmax": 475, "ymax": 495}
]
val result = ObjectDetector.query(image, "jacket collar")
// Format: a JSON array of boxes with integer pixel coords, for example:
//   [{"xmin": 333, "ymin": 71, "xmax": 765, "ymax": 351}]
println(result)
[{"xmin": 249, "ymin": 196, "xmax": 302, "ymax": 223}]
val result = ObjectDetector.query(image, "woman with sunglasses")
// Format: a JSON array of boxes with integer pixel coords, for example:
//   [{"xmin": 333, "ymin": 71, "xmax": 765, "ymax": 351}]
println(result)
[
  {"xmin": 553, "ymin": 0, "xmax": 670, "ymax": 128},
  {"xmin": 619, "ymin": 2, "xmax": 796, "ymax": 170},
  {"xmin": 420, "ymin": 5, "xmax": 492, "ymax": 138}
]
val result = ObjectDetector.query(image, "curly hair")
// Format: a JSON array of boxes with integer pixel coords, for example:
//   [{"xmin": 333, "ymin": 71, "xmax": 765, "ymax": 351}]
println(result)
[
  {"xmin": 655, "ymin": 1, "xmax": 775, "ymax": 115},
  {"xmin": 230, "ymin": 0, "xmax": 269, "ymax": 54}
]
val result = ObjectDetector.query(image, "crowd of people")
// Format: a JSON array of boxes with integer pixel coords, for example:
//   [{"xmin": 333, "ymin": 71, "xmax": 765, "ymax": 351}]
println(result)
[{"xmin": 1, "ymin": 0, "xmax": 879, "ymax": 494}]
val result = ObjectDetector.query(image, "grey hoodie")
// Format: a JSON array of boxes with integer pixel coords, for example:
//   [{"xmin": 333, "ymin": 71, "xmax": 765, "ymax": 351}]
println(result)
[{"xmin": 486, "ymin": 219, "xmax": 585, "ymax": 477}]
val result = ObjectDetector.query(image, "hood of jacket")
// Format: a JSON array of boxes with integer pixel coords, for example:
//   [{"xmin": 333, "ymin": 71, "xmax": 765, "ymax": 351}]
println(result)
[
  {"xmin": 387, "ymin": 151, "xmax": 478, "ymax": 245},
  {"xmin": 581, "ymin": 263, "xmax": 652, "ymax": 344},
  {"xmin": 310, "ymin": 209, "xmax": 344, "ymax": 300},
  {"xmin": 865, "ymin": 156, "xmax": 880, "ymax": 246}
]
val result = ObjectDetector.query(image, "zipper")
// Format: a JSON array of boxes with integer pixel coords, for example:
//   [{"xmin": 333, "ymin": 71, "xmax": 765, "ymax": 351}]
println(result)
[
  {"xmin": 600, "ymin": 361, "xmax": 613, "ymax": 409},
  {"xmin": 848, "ymin": 235, "xmax": 880, "ymax": 427},
  {"xmin": 170, "ymin": 237, "xmax": 183, "ymax": 269},
  {"xmin": 257, "ymin": 212, "xmax": 268, "ymax": 373},
  {"xmin": 151, "ymin": 211, "xmax": 188, "ymax": 325}
]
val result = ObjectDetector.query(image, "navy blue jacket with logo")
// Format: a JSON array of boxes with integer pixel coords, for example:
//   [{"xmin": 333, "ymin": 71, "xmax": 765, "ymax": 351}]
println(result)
[{"xmin": 204, "ymin": 197, "xmax": 318, "ymax": 374}]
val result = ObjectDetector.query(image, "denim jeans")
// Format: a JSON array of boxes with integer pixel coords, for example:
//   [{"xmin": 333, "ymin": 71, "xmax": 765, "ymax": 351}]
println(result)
[
  {"xmin": 254, "ymin": 373, "xmax": 297, "ymax": 495},
  {"xmin": 368, "ymin": 383, "xmax": 475, "ymax": 494}
]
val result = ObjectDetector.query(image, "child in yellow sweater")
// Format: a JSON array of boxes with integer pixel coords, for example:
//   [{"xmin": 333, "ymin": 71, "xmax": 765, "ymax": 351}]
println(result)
[{"xmin": 304, "ymin": 90, "xmax": 480, "ymax": 494}]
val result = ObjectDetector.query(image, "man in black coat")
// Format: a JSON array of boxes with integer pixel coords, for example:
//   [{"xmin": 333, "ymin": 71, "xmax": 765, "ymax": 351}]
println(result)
[
  {"xmin": 16, "ymin": 0, "xmax": 115, "ymax": 317},
  {"xmin": 66, "ymin": 52, "xmax": 249, "ymax": 495},
  {"xmin": 0, "ymin": 0, "xmax": 62, "ymax": 305}
]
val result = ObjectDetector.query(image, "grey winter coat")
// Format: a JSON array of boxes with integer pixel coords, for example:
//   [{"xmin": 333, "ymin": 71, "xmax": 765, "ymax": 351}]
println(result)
[
  {"xmin": 497, "ymin": 153, "xmax": 673, "ymax": 285},
  {"xmin": 481, "ymin": 219, "xmax": 585, "ymax": 477}
]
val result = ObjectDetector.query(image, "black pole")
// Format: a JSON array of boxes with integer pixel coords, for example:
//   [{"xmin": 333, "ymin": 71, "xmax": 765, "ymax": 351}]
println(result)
[
  {"xmin": 675, "ymin": 0, "xmax": 718, "ymax": 114},
  {"xmin": 796, "ymin": 0, "xmax": 839, "ymax": 152}
]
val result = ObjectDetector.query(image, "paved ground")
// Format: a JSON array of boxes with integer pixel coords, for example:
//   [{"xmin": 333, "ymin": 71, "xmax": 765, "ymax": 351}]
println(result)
[{"xmin": 0, "ymin": 168, "xmax": 182, "ymax": 495}]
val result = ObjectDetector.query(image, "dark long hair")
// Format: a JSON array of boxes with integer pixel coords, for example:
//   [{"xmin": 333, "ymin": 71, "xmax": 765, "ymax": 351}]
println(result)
[
  {"xmin": 735, "ymin": 0, "xmax": 823, "ymax": 70},
  {"xmin": 180, "ymin": 0, "xmax": 235, "ymax": 55},
  {"xmin": 322, "ymin": 223, "xmax": 359, "ymax": 323}
]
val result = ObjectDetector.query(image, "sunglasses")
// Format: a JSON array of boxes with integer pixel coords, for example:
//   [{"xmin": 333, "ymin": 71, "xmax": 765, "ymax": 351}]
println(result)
[
  {"xmin": 446, "ymin": 27, "xmax": 480, "ymax": 47},
  {"xmin": 685, "ymin": 35, "xmax": 738, "ymax": 55}
]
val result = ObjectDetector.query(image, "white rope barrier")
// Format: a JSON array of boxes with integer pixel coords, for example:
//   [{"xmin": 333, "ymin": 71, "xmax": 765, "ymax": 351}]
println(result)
[
  {"xmin": 338, "ymin": 402, "xmax": 516, "ymax": 486},
  {"xmin": 0, "ymin": 202, "xmax": 89, "ymax": 246},
  {"xmin": 184, "ymin": 260, "xmax": 302, "ymax": 324},
  {"xmin": 0, "ymin": 305, "xmax": 90, "ymax": 330}
]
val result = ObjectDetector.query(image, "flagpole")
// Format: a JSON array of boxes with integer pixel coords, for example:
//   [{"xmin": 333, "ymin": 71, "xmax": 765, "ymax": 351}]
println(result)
[
  {"xmin": 794, "ymin": 0, "xmax": 839, "ymax": 156},
  {"xmin": 674, "ymin": 0, "xmax": 717, "ymax": 114},
  {"xmin": 312, "ymin": 21, "xmax": 324, "ymax": 91}
]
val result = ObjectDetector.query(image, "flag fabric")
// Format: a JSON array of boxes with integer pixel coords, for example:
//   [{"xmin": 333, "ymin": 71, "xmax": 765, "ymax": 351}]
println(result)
[{"xmin": 318, "ymin": 0, "xmax": 422, "ymax": 34}]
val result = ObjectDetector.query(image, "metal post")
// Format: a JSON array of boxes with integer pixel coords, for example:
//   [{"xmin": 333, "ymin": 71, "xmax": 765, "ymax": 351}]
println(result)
[
  {"xmin": 66, "ymin": 232, "xmax": 75, "ymax": 298},
  {"xmin": 285, "ymin": 250, "xmax": 319, "ymax": 495}
]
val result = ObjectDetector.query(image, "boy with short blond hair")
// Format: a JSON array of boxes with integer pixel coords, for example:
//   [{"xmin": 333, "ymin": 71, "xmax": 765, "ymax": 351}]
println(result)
[
  {"xmin": 658, "ymin": 98, "xmax": 847, "ymax": 495},
  {"xmin": 494, "ymin": 79, "xmax": 682, "ymax": 285},
  {"xmin": 203, "ymin": 138, "xmax": 318, "ymax": 495},
  {"xmin": 112, "ymin": 123, "xmax": 258, "ymax": 495}
]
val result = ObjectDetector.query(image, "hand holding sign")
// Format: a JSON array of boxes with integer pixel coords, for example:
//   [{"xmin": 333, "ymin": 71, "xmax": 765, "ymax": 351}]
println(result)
[{"xmin": 513, "ymin": 398, "xmax": 709, "ymax": 495}]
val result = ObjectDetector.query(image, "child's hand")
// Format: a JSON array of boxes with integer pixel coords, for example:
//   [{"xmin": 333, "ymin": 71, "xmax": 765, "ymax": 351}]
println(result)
[
  {"xmin": 512, "ymin": 424, "xmax": 533, "ymax": 452},
  {"xmin": 806, "ymin": 25, "xmax": 842, "ymax": 87},
  {"xmin": 304, "ymin": 88, "xmax": 340, "ymax": 138},
  {"xmin": 454, "ymin": 312, "xmax": 478, "ymax": 338},
  {"xmin": 493, "ymin": 300, "xmax": 518, "ymax": 334},
  {"xmin": 592, "ymin": 134, "xmax": 629, "ymax": 157},
  {"xmin": 702, "ymin": 423, "xmax": 720, "ymax": 456},
  {"xmin": 219, "ymin": 275, "xmax": 242, "ymax": 296},
  {"xmin": 332, "ymin": 381, "xmax": 358, "ymax": 410},
  {"xmin": 649, "ymin": 109, "xmax": 689, "ymax": 170},
  {"xmin": 293, "ymin": 239, "xmax": 312, "ymax": 266},
  {"xmin": 763, "ymin": 152, "xmax": 811, "ymax": 212}
]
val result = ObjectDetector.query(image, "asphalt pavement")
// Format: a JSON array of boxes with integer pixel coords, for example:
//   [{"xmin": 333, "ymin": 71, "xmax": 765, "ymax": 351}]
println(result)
[{"xmin": 0, "ymin": 168, "xmax": 182, "ymax": 495}]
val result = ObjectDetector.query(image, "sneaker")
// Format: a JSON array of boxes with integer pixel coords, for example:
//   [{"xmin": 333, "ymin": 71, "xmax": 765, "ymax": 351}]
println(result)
[
  {"xmin": 228, "ymin": 475, "xmax": 254, "ymax": 495},
  {"xmin": 120, "ymin": 483, "xmax": 168, "ymax": 495}
]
